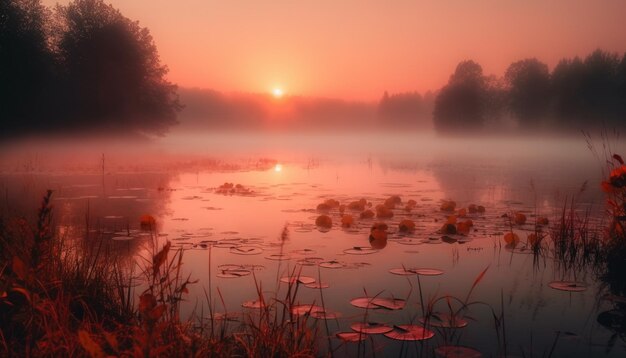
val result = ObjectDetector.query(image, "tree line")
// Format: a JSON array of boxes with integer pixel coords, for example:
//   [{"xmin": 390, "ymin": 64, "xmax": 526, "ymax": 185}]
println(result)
[
  {"xmin": 432, "ymin": 50, "xmax": 626, "ymax": 133},
  {"xmin": 0, "ymin": 0, "xmax": 180, "ymax": 138}
]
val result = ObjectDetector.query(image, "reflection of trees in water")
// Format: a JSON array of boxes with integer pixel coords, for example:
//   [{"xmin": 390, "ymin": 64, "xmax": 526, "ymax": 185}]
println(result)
[
  {"xmin": 379, "ymin": 154, "xmax": 603, "ymax": 210},
  {"xmin": 0, "ymin": 171, "xmax": 176, "ymax": 258}
]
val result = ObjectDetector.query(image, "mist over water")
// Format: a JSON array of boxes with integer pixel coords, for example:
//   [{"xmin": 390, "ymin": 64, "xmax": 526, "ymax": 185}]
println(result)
[{"xmin": 1, "ymin": 128, "xmax": 624, "ymax": 357}]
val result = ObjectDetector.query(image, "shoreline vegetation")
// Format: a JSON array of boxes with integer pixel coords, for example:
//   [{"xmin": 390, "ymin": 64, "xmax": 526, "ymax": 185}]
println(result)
[{"xmin": 0, "ymin": 150, "xmax": 625, "ymax": 357}]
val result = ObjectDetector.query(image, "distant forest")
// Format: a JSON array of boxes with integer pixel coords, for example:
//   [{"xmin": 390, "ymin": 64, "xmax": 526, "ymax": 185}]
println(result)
[
  {"xmin": 2, "ymin": 1, "xmax": 625, "ymax": 137},
  {"xmin": 0, "ymin": 0, "xmax": 180, "ymax": 138},
  {"xmin": 432, "ymin": 51, "xmax": 626, "ymax": 133}
]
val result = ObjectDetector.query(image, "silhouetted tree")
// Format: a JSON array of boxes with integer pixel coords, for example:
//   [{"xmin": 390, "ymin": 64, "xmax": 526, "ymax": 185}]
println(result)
[
  {"xmin": 484, "ymin": 75, "xmax": 508, "ymax": 127},
  {"xmin": 619, "ymin": 53, "xmax": 626, "ymax": 119},
  {"xmin": 504, "ymin": 58, "xmax": 551, "ymax": 127},
  {"xmin": 551, "ymin": 57, "xmax": 586, "ymax": 126},
  {"xmin": 0, "ymin": 0, "xmax": 54, "ymax": 135},
  {"xmin": 52, "ymin": 0, "xmax": 180, "ymax": 135},
  {"xmin": 580, "ymin": 49, "xmax": 621, "ymax": 124},
  {"xmin": 433, "ymin": 60, "xmax": 488, "ymax": 132}
]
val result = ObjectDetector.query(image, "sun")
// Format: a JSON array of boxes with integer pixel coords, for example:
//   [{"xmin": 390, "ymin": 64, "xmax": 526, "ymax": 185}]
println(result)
[{"xmin": 272, "ymin": 88, "xmax": 284, "ymax": 98}]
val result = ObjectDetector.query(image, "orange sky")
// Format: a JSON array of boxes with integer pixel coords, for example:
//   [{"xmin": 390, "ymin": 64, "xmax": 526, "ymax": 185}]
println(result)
[{"xmin": 44, "ymin": 0, "xmax": 626, "ymax": 100}]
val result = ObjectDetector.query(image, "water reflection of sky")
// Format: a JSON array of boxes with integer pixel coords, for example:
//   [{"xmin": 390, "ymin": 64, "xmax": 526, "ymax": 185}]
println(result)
[{"xmin": 0, "ymin": 134, "xmax": 623, "ymax": 357}]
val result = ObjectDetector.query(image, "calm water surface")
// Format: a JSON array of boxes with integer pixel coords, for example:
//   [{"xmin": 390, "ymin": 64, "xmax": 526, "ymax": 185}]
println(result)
[{"xmin": 1, "ymin": 132, "xmax": 624, "ymax": 357}]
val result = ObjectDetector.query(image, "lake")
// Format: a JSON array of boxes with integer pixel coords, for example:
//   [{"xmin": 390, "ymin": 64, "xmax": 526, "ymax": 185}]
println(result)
[{"xmin": 1, "ymin": 131, "xmax": 624, "ymax": 357}]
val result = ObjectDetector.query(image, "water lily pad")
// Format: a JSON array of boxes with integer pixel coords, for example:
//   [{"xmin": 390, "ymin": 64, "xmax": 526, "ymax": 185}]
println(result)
[
  {"xmin": 305, "ymin": 282, "xmax": 330, "ymax": 289},
  {"xmin": 265, "ymin": 254, "xmax": 291, "ymax": 261},
  {"xmin": 384, "ymin": 325, "xmax": 435, "ymax": 341},
  {"xmin": 335, "ymin": 332, "xmax": 366, "ymax": 342},
  {"xmin": 216, "ymin": 267, "xmax": 251, "ymax": 278},
  {"xmin": 344, "ymin": 247, "xmax": 379, "ymax": 255},
  {"xmin": 319, "ymin": 260, "xmax": 345, "ymax": 269},
  {"xmin": 210, "ymin": 312, "xmax": 240, "ymax": 322},
  {"xmin": 242, "ymin": 300, "xmax": 266, "ymax": 309},
  {"xmin": 548, "ymin": 281, "xmax": 587, "ymax": 292},
  {"xmin": 291, "ymin": 304, "xmax": 324, "ymax": 316},
  {"xmin": 112, "ymin": 236, "xmax": 135, "ymax": 241},
  {"xmin": 280, "ymin": 276, "xmax": 316, "ymax": 285},
  {"xmin": 397, "ymin": 238, "xmax": 423, "ymax": 245},
  {"xmin": 311, "ymin": 310, "xmax": 341, "ymax": 320},
  {"xmin": 350, "ymin": 297, "xmax": 380, "ymax": 309},
  {"xmin": 230, "ymin": 246, "xmax": 263, "ymax": 255},
  {"xmin": 351, "ymin": 322, "xmax": 393, "ymax": 334},
  {"xmin": 291, "ymin": 248, "xmax": 317, "ymax": 255},
  {"xmin": 371, "ymin": 297, "xmax": 406, "ymax": 310},
  {"xmin": 389, "ymin": 268, "xmax": 417, "ymax": 276},
  {"xmin": 411, "ymin": 268, "xmax": 444, "ymax": 276},
  {"xmin": 297, "ymin": 257, "xmax": 325, "ymax": 266}
]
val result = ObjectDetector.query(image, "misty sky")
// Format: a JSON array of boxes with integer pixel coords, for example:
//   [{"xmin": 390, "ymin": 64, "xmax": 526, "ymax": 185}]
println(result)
[{"xmin": 43, "ymin": 0, "xmax": 626, "ymax": 100}]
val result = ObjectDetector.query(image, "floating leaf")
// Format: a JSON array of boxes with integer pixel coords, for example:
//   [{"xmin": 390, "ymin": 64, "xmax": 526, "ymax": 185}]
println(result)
[
  {"xmin": 344, "ymin": 247, "xmax": 379, "ymax": 255},
  {"xmin": 216, "ymin": 267, "xmax": 251, "ymax": 278},
  {"xmin": 112, "ymin": 236, "xmax": 135, "ymax": 241},
  {"xmin": 265, "ymin": 254, "xmax": 291, "ymax": 261},
  {"xmin": 280, "ymin": 276, "xmax": 316, "ymax": 285},
  {"xmin": 305, "ymin": 282, "xmax": 330, "ymax": 289},
  {"xmin": 389, "ymin": 268, "xmax": 417, "ymax": 276},
  {"xmin": 422, "ymin": 237, "xmax": 442, "ymax": 244},
  {"xmin": 291, "ymin": 304, "xmax": 324, "ymax": 316},
  {"xmin": 319, "ymin": 260, "xmax": 345, "ymax": 269},
  {"xmin": 211, "ymin": 312, "xmax": 240, "ymax": 322},
  {"xmin": 351, "ymin": 322, "xmax": 393, "ymax": 334},
  {"xmin": 548, "ymin": 281, "xmax": 587, "ymax": 292},
  {"xmin": 411, "ymin": 268, "xmax": 444, "ymax": 276},
  {"xmin": 397, "ymin": 238, "xmax": 423, "ymax": 245},
  {"xmin": 360, "ymin": 209, "xmax": 375, "ymax": 219},
  {"xmin": 371, "ymin": 297, "xmax": 405, "ymax": 310},
  {"xmin": 350, "ymin": 297, "xmax": 380, "ymax": 309},
  {"xmin": 242, "ymin": 300, "xmax": 266, "ymax": 309},
  {"xmin": 384, "ymin": 325, "xmax": 435, "ymax": 341},
  {"xmin": 297, "ymin": 257, "xmax": 325, "ymax": 266},
  {"xmin": 230, "ymin": 246, "xmax": 263, "ymax": 255},
  {"xmin": 336, "ymin": 332, "xmax": 366, "ymax": 342}
]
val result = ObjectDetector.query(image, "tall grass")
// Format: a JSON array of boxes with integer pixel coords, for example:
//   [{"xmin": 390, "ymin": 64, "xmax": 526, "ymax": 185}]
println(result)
[{"xmin": 0, "ymin": 193, "xmax": 319, "ymax": 356}]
